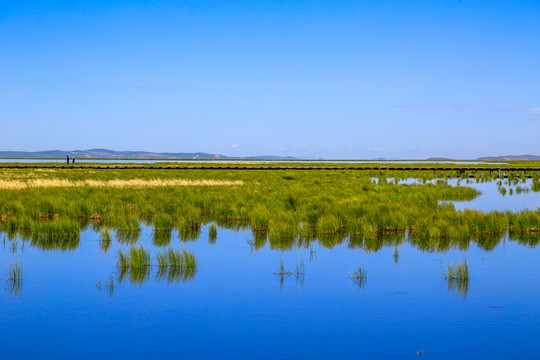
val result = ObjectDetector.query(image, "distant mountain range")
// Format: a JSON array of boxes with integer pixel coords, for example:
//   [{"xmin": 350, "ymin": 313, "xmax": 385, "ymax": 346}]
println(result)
[
  {"xmin": 477, "ymin": 155, "xmax": 540, "ymax": 161},
  {"xmin": 426, "ymin": 155, "xmax": 540, "ymax": 161},
  {"xmin": 0, "ymin": 148, "xmax": 297, "ymax": 160},
  {"xmin": 0, "ymin": 149, "xmax": 537, "ymax": 161}
]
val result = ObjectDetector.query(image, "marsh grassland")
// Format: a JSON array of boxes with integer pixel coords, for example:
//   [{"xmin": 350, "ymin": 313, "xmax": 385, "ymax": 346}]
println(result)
[
  {"xmin": 0, "ymin": 164, "xmax": 538, "ymax": 252},
  {"xmin": 1, "ymin": 162, "xmax": 539, "ymax": 359}
]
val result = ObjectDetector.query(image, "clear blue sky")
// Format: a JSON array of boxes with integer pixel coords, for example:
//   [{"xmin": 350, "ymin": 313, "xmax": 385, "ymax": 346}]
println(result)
[{"xmin": 1, "ymin": 1, "xmax": 539, "ymax": 159}]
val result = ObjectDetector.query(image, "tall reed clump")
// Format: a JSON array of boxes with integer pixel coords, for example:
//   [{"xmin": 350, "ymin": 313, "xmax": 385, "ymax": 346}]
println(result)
[
  {"xmin": 114, "ymin": 217, "xmax": 141, "ymax": 232},
  {"xmin": 32, "ymin": 219, "xmax": 80, "ymax": 240},
  {"xmin": 208, "ymin": 224, "xmax": 217, "ymax": 243},
  {"xmin": 251, "ymin": 207, "xmax": 270, "ymax": 232},
  {"xmin": 317, "ymin": 214, "xmax": 341, "ymax": 234},
  {"xmin": 444, "ymin": 259, "xmax": 469, "ymax": 281},
  {"xmin": 177, "ymin": 217, "xmax": 201, "ymax": 241},
  {"xmin": 155, "ymin": 251, "xmax": 169, "ymax": 269},
  {"xmin": 30, "ymin": 218, "xmax": 80, "ymax": 251},
  {"xmin": 167, "ymin": 248, "xmax": 197, "ymax": 271},
  {"xmin": 117, "ymin": 246, "xmax": 152, "ymax": 285},
  {"xmin": 444, "ymin": 259, "xmax": 470, "ymax": 297},
  {"xmin": 153, "ymin": 214, "xmax": 173, "ymax": 231},
  {"xmin": 155, "ymin": 248, "xmax": 198, "ymax": 282},
  {"xmin": 117, "ymin": 246, "xmax": 151, "ymax": 269}
]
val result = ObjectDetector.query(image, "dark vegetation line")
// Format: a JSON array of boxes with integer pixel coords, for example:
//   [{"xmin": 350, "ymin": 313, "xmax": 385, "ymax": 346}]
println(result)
[{"xmin": 1, "ymin": 165, "xmax": 540, "ymax": 172}]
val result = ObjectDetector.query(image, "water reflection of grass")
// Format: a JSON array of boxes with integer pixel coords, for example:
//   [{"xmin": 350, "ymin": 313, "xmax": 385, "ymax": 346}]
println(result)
[
  {"xmin": 116, "ymin": 230, "xmax": 140, "ymax": 245},
  {"xmin": 152, "ymin": 230, "xmax": 172, "ymax": 246},
  {"xmin": 118, "ymin": 266, "xmax": 150, "ymax": 285},
  {"xmin": 31, "ymin": 235, "xmax": 79, "ymax": 251}
]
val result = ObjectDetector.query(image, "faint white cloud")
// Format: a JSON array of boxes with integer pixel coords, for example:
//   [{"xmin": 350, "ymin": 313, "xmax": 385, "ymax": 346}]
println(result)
[
  {"xmin": 231, "ymin": 143, "xmax": 240, "ymax": 149},
  {"xmin": 502, "ymin": 108, "xmax": 540, "ymax": 115},
  {"xmin": 277, "ymin": 147, "xmax": 287, "ymax": 152},
  {"xmin": 394, "ymin": 104, "xmax": 474, "ymax": 113},
  {"xmin": 347, "ymin": 145, "xmax": 353, "ymax": 149},
  {"xmin": 366, "ymin": 147, "xmax": 388, "ymax": 152}
]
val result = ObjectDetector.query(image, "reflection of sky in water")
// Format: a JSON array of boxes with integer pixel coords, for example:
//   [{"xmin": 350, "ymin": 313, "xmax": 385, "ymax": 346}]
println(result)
[
  {"xmin": 449, "ymin": 179, "xmax": 540, "ymax": 212},
  {"xmin": 0, "ymin": 225, "xmax": 538, "ymax": 359},
  {"xmin": 394, "ymin": 178, "xmax": 540, "ymax": 212}
]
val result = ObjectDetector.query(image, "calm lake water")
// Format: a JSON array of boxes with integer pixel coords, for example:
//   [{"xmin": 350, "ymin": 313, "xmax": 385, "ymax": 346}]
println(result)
[{"xmin": 1, "ymin": 180, "xmax": 538, "ymax": 359}]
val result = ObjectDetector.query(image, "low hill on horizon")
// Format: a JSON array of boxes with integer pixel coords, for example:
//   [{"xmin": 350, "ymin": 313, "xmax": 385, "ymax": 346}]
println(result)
[
  {"xmin": 0, "ymin": 149, "xmax": 538, "ymax": 161},
  {"xmin": 477, "ymin": 155, "xmax": 540, "ymax": 161},
  {"xmin": 0, "ymin": 148, "xmax": 297, "ymax": 160}
]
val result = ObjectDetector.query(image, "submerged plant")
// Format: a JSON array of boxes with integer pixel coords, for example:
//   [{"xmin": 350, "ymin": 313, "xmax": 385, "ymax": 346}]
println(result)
[
  {"xmin": 350, "ymin": 265, "xmax": 367, "ymax": 280},
  {"xmin": 295, "ymin": 258, "xmax": 305, "ymax": 288},
  {"xmin": 273, "ymin": 258, "xmax": 305, "ymax": 288},
  {"xmin": 4, "ymin": 261, "xmax": 22, "ymax": 296},
  {"xmin": 99, "ymin": 229, "xmax": 111, "ymax": 253},
  {"xmin": 349, "ymin": 265, "xmax": 367, "ymax": 288},
  {"xmin": 274, "ymin": 259, "xmax": 292, "ymax": 276},
  {"xmin": 96, "ymin": 274, "xmax": 115, "ymax": 296},
  {"xmin": 5, "ymin": 261, "xmax": 22, "ymax": 281}
]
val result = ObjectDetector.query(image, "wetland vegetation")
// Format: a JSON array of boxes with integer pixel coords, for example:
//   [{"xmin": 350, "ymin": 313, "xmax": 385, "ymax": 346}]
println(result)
[
  {"xmin": 0, "ymin": 164, "xmax": 538, "ymax": 254},
  {"xmin": 0, "ymin": 163, "xmax": 539, "ymax": 289},
  {"xmin": 1, "ymin": 161, "xmax": 539, "ymax": 359}
]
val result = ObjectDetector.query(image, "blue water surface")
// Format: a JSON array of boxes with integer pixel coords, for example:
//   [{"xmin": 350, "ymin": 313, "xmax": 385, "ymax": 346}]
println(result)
[
  {"xmin": 1, "ymin": 178, "xmax": 539, "ymax": 359},
  {"xmin": 1, "ymin": 223, "xmax": 538, "ymax": 360}
]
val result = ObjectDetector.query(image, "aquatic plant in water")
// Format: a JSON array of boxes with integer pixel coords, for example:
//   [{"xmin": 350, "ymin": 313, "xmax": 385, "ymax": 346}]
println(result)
[
  {"xmin": 444, "ymin": 259, "xmax": 470, "ymax": 297},
  {"xmin": 350, "ymin": 265, "xmax": 367, "ymax": 288},
  {"xmin": 117, "ymin": 246, "xmax": 151, "ymax": 269},
  {"xmin": 444, "ymin": 259, "xmax": 469, "ymax": 281},
  {"xmin": 154, "ymin": 248, "xmax": 197, "ymax": 282},
  {"xmin": 4, "ymin": 261, "xmax": 22, "ymax": 295},
  {"xmin": 208, "ymin": 224, "xmax": 217, "ymax": 243}
]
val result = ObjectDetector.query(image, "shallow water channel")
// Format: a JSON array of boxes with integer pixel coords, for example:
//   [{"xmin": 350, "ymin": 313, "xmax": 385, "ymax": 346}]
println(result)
[{"xmin": 1, "ymin": 180, "xmax": 538, "ymax": 359}]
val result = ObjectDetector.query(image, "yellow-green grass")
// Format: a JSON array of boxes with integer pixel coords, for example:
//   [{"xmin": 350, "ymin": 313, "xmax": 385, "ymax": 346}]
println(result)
[{"xmin": 0, "ymin": 167, "xmax": 538, "ymax": 248}]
